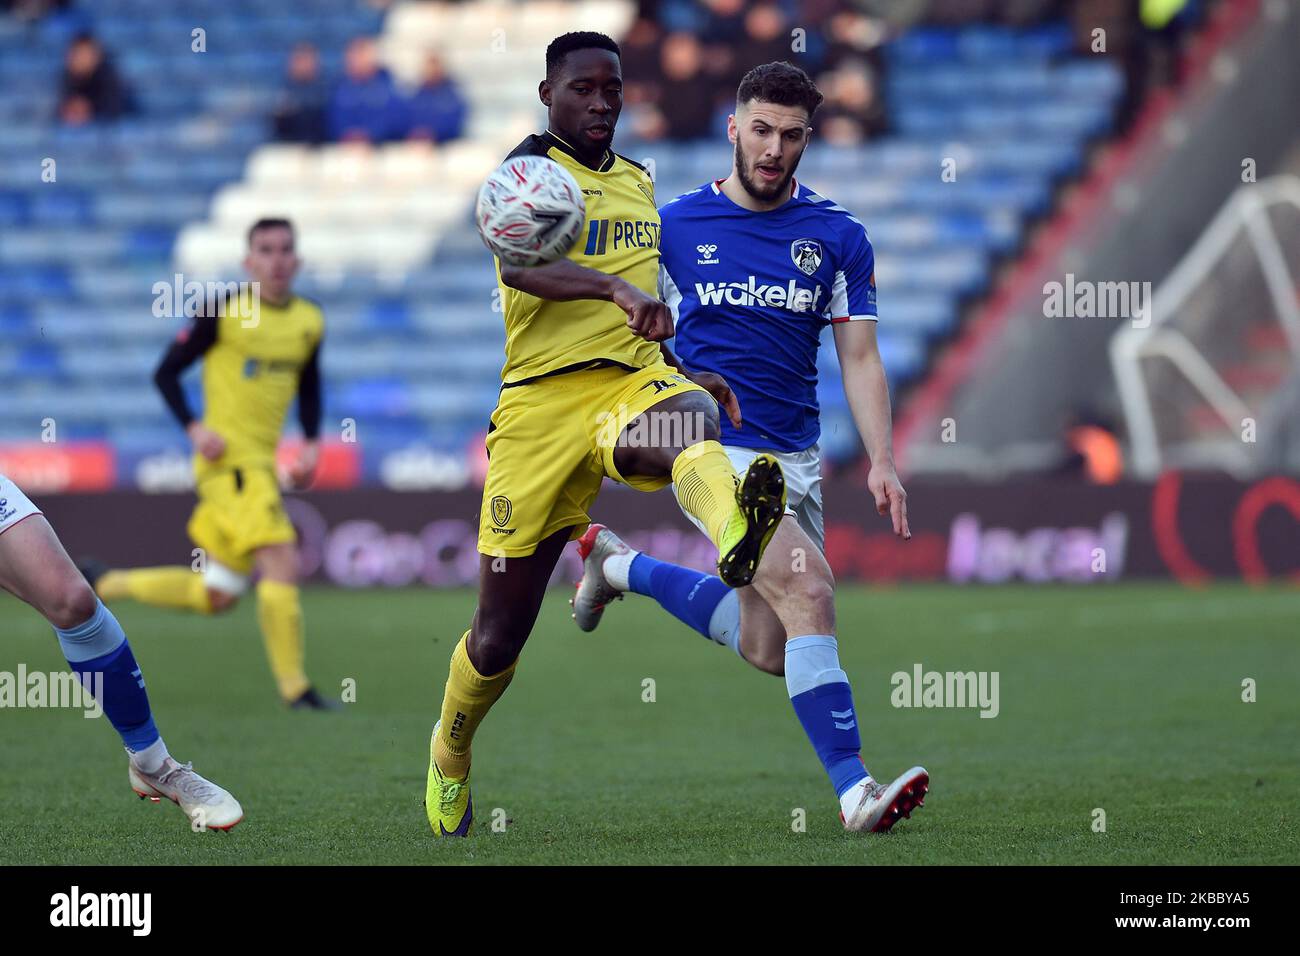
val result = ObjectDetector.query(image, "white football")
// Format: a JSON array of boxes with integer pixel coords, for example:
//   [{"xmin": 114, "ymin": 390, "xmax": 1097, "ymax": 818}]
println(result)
[{"xmin": 475, "ymin": 155, "xmax": 587, "ymax": 267}]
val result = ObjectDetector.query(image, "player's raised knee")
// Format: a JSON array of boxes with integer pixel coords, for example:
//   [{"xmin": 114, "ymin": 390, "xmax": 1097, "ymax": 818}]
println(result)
[
  {"xmin": 45, "ymin": 578, "xmax": 100, "ymax": 631},
  {"xmin": 762, "ymin": 562, "xmax": 835, "ymax": 635},
  {"xmin": 614, "ymin": 392, "xmax": 721, "ymax": 478},
  {"xmin": 206, "ymin": 588, "xmax": 239, "ymax": 614},
  {"xmin": 795, "ymin": 571, "xmax": 835, "ymax": 611},
  {"xmin": 674, "ymin": 392, "xmax": 721, "ymax": 449},
  {"xmin": 794, "ymin": 571, "xmax": 836, "ymax": 629}
]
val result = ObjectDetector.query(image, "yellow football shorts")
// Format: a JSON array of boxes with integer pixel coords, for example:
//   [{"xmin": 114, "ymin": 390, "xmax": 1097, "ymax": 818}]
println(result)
[
  {"xmin": 478, "ymin": 361, "xmax": 709, "ymax": 557},
  {"xmin": 187, "ymin": 465, "xmax": 297, "ymax": 574}
]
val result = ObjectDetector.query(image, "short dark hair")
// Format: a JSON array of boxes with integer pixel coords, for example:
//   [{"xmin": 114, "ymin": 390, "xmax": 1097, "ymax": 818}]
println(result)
[
  {"xmin": 546, "ymin": 31, "xmax": 620, "ymax": 79},
  {"xmin": 736, "ymin": 61, "xmax": 823, "ymax": 118},
  {"xmin": 247, "ymin": 217, "xmax": 294, "ymax": 247}
]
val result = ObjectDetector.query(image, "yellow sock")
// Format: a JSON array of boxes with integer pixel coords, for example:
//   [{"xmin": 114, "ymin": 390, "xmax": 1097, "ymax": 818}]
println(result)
[
  {"xmin": 433, "ymin": 631, "xmax": 516, "ymax": 779},
  {"xmin": 256, "ymin": 580, "xmax": 310, "ymax": 702},
  {"xmin": 97, "ymin": 567, "xmax": 211, "ymax": 613},
  {"xmin": 672, "ymin": 440, "xmax": 743, "ymax": 550}
]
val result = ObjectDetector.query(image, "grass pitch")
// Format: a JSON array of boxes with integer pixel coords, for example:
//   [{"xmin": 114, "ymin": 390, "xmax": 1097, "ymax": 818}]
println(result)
[{"xmin": 1, "ymin": 583, "xmax": 1296, "ymax": 865}]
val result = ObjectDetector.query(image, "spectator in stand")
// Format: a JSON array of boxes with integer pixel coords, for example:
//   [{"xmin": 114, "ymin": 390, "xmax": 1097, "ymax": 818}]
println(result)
[
  {"xmin": 5, "ymin": 0, "xmax": 71, "ymax": 20},
  {"xmin": 619, "ymin": 15, "xmax": 662, "ymax": 109},
  {"xmin": 404, "ymin": 52, "xmax": 468, "ymax": 144},
  {"xmin": 697, "ymin": 0, "xmax": 747, "ymax": 87},
  {"xmin": 329, "ymin": 36, "xmax": 403, "ymax": 143},
  {"xmin": 822, "ymin": 8, "xmax": 889, "ymax": 72},
  {"xmin": 651, "ymin": 32, "xmax": 719, "ymax": 141},
  {"xmin": 731, "ymin": 3, "xmax": 794, "ymax": 84},
  {"xmin": 621, "ymin": 16, "xmax": 667, "ymax": 144},
  {"xmin": 816, "ymin": 57, "xmax": 886, "ymax": 145},
  {"xmin": 58, "ymin": 32, "xmax": 133, "ymax": 125},
  {"xmin": 272, "ymin": 42, "xmax": 330, "ymax": 144},
  {"xmin": 699, "ymin": 0, "xmax": 747, "ymax": 44},
  {"xmin": 1069, "ymin": 0, "xmax": 1202, "ymax": 130}
]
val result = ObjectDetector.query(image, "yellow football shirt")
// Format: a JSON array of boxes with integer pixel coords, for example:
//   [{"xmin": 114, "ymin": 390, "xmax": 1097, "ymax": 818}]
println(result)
[
  {"xmin": 196, "ymin": 295, "xmax": 324, "ymax": 480},
  {"xmin": 496, "ymin": 130, "xmax": 662, "ymax": 385}
]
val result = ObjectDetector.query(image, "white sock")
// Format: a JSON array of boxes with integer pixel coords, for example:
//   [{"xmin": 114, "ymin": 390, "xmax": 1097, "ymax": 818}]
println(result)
[
  {"xmin": 127, "ymin": 737, "xmax": 170, "ymax": 775},
  {"xmin": 839, "ymin": 776, "xmax": 876, "ymax": 818},
  {"xmin": 707, "ymin": 589, "xmax": 743, "ymax": 656},
  {"xmin": 602, "ymin": 550, "xmax": 637, "ymax": 591}
]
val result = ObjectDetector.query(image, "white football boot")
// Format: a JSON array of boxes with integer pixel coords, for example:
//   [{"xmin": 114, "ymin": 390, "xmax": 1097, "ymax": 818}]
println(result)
[
  {"xmin": 842, "ymin": 766, "xmax": 929, "ymax": 833},
  {"xmin": 571, "ymin": 523, "xmax": 629, "ymax": 632},
  {"xmin": 129, "ymin": 757, "xmax": 244, "ymax": 831}
]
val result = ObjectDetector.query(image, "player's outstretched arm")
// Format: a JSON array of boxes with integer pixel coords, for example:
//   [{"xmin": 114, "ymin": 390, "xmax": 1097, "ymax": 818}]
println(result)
[
  {"xmin": 500, "ymin": 260, "xmax": 673, "ymax": 341},
  {"xmin": 833, "ymin": 319, "xmax": 910, "ymax": 539},
  {"xmin": 153, "ymin": 312, "xmax": 224, "ymax": 460}
]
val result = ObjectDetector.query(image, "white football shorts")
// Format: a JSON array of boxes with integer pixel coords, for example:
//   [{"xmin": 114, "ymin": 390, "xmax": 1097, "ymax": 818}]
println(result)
[
  {"xmin": 674, "ymin": 444, "xmax": 825, "ymax": 552},
  {"xmin": 0, "ymin": 473, "xmax": 43, "ymax": 537}
]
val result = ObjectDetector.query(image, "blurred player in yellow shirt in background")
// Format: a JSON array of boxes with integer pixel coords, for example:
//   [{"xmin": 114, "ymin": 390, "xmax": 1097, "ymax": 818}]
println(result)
[{"xmin": 88, "ymin": 219, "xmax": 334, "ymax": 710}]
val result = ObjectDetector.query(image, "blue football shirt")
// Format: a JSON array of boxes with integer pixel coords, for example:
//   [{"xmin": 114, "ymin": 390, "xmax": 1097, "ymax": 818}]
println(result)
[{"xmin": 658, "ymin": 179, "xmax": 878, "ymax": 452}]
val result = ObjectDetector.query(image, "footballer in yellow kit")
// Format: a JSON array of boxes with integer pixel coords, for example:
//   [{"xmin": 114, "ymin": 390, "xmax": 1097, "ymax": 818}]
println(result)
[
  {"xmin": 424, "ymin": 31, "xmax": 789, "ymax": 837},
  {"xmin": 89, "ymin": 218, "xmax": 335, "ymax": 710},
  {"xmin": 481, "ymin": 129, "xmax": 688, "ymax": 556}
]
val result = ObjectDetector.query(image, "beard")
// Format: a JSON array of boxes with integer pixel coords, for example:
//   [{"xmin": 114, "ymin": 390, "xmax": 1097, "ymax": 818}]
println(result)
[{"xmin": 733, "ymin": 138, "xmax": 804, "ymax": 204}]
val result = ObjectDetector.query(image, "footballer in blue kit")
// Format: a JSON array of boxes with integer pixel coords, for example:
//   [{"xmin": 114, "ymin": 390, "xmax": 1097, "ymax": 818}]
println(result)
[
  {"xmin": 572, "ymin": 61, "xmax": 929, "ymax": 833},
  {"xmin": 658, "ymin": 173, "xmax": 879, "ymax": 457}
]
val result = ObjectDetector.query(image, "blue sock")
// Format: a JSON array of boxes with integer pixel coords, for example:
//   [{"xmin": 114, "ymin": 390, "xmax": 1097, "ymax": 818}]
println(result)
[
  {"xmin": 55, "ymin": 600, "xmax": 160, "ymax": 753},
  {"xmin": 627, "ymin": 553, "xmax": 733, "ymax": 641},
  {"xmin": 785, "ymin": 635, "xmax": 869, "ymax": 798}
]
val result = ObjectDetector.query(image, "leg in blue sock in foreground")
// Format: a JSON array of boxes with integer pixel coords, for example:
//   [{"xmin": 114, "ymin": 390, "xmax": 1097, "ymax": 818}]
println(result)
[
  {"xmin": 575, "ymin": 525, "xmax": 743, "ymax": 653},
  {"xmin": 0, "ymin": 509, "xmax": 244, "ymax": 830},
  {"xmin": 627, "ymin": 552, "xmax": 737, "ymax": 647},
  {"xmin": 784, "ymin": 634, "xmax": 870, "ymax": 797},
  {"xmin": 56, "ymin": 599, "xmax": 160, "ymax": 753}
]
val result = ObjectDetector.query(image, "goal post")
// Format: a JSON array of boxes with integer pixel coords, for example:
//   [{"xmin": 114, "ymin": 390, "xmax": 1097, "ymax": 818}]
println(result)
[{"xmin": 1110, "ymin": 175, "xmax": 1300, "ymax": 477}]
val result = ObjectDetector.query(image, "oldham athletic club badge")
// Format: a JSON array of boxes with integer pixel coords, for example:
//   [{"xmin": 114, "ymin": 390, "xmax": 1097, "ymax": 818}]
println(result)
[{"xmin": 791, "ymin": 239, "xmax": 823, "ymax": 276}]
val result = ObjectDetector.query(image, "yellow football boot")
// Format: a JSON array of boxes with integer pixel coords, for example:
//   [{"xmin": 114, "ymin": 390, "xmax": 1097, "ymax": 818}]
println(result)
[
  {"xmin": 716, "ymin": 454, "xmax": 786, "ymax": 588},
  {"xmin": 425, "ymin": 722, "xmax": 472, "ymax": 837}
]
